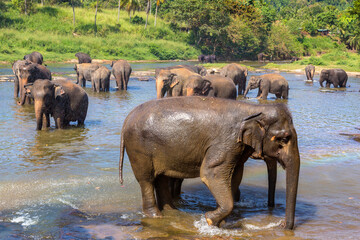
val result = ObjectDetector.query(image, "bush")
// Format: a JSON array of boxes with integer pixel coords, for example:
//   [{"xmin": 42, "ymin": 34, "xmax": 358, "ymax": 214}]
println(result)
[
  {"xmin": 131, "ymin": 15, "xmax": 145, "ymax": 25},
  {"xmin": 11, "ymin": 0, "xmax": 34, "ymax": 14}
]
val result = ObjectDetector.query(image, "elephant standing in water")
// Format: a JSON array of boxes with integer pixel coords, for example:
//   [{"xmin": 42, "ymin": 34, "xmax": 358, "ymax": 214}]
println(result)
[
  {"xmin": 12, "ymin": 60, "xmax": 27, "ymax": 98},
  {"xmin": 74, "ymin": 63, "xmax": 102, "ymax": 87},
  {"xmin": 111, "ymin": 60, "xmax": 132, "ymax": 90},
  {"xmin": 91, "ymin": 66, "xmax": 111, "ymax": 92},
  {"xmin": 220, "ymin": 63, "xmax": 248, "ymax": 95},
  {"xmin": 319, "ymin": 69, "xmax": 348, "ymax": 88},
  {"xmin": 120, "ymin": 97, "xmax": 300, "ymax": 229},
  {"xmin": 17, "ymin": 61, "xmax": 52, "ymax": 105},
  {"xmin": 24, "ymin": 51, "xmax": 44, "ymax": 65},
  {"xmin": 25, "ymin": 79, "xmax": 88, "ymax": 130},
  {"xmin": 305, "ymin": 64, "xmax": 315, "ymax": 81},
  {"xmin": 244, "ymin": 74, "xmax": 289, "ymax": 100},
  {"xmin": 75, "ymin": 52, "xmax": 92, "ymax": 64}
]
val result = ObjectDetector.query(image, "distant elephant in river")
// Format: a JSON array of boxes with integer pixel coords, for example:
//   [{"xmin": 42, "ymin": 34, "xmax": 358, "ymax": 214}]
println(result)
[
  {"xmin": 319, "ymin": 69, "xmax": 348, "ymax": 88},
  {"xmin": 198, "ymin": 54, "xmax": 205, "ymax": 63},
  {"xmin": 244, "ymin": 74, "xmax": 289, "ymax": 100},
  {"xmin": 74, "ymin": 63, "xmax": 102, "ymax": 88},
  {"xmin": 18, "ymin": 61, "xmax": 52, "ymax": 105},
  {"xmin": 257, "ymin": 52, "xmax": 267, "ymax": 62},
  {"xmin": 220, "ymin": 63, "xmax": 248, "ymax": 95},
  {"xmin": 75, "ymin": 52, "xmax": 92, "ymax": 64},
  {"xmin": 24, "ymin": 51, "xmax": 44, "ymax": 65},
  {"xmin": 119, "ymin": 97, "xmax": 300, "ymax": 229},
  {"xmin": 111, "ymin": 60, "xmax": 132, "ymax": 90},
  {"xmin": 305, "ymin": 64, "xmax": 315, "ymax": 81},
  {"xmin": 91, "ymin": 66, "xmax": 111, "ymax": 92},
  {"xmin": 204, "ymin": 54, "xmax": 217, "ymax": 63},
  {"xmin": 25, "ymin": 79, "xmax": 88, "ymax": 130}
]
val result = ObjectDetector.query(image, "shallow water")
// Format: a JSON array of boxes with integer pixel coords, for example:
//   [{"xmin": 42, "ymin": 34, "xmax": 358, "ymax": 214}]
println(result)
[{"xmin": 0, "ymin": 62, "xmax": 359, "ymax": 239}]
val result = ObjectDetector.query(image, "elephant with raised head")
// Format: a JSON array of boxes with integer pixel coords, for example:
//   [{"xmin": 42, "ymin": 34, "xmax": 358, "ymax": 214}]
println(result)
[
  {"xmin": 305, "ymin": 64, "xmax": 315, "ymax": 81},
  {"xmin": 119, "ymin": 97, "xmax": 300, "ymax": 229},
  {"xmin": 25, "ymin": 79, "xmax": 88, "ymax": 130},
  {"xmin": 244, "ymin": 74, "xmax": 289, "ymax": 100},
  {"xmin": 111, "ymin": 60, "xmax": 132, "ymax": 90},
  {"xmin": 24, "ymin": 51, "xmax": 44, "ymax": 65},
  {"xmin": 91, "ymin": 66, "xmax": 111, "ymax": 92},
  {"xmin": 74, "ymin": 63, "xmax": 102, "ymax": 88},
  {"xmin": 319, "ymin": 69, "xmax": 348, "ymax": 88},
  {"xmin": 220, "ymin": 63, "xmax": 248, "ymax": 95},
  {"xmin": 18, "ymin": 61, "xmax": 52, "ymax": 105},
  {"xmin": 75, "ymin": 52, "xmax": 92, "ymax": 64},
  {"xmin": 155, "ymin": 65, "xmax": 207, "ymax": 79}
]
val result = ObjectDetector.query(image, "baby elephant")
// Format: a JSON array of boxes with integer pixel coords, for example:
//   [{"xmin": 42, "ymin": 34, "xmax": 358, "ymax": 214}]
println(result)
[
  {"xmin": 25, "ymin": 79, "xmax": 88, "ymax": 130},
  {"xmin": 244, "ymin": 74, "xmax": 289, "ymax": 100},
  {"xmin": 91, "ymin": 66, "xmax": 111, "ymax": 92}
]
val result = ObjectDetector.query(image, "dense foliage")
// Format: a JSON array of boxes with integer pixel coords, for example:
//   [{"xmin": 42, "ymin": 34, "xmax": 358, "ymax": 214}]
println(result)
[{"xmin": 0, "ymin": 0, "xmax": 359, "ymax": 62}]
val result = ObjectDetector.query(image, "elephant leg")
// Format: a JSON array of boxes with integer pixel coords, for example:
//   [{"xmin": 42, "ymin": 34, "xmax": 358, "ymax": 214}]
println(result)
[
  {"xmin": 45, "ymin": 113, "xmax": 50, "ymax": 128},
  {"xmin": 201, "ymin": 153, "xmax": 235, "ymax": 226},
  {"xmin": 170, "ymin": 178, "xmax": 183, "ymax": 199},
  {"xmin": 256, "ymin": 89, "xmax": 262, "ymax": 98},
  {"xmin": 265, "ymin": 159, "xmax": 277, "ymax": 208},
  {"xmin": 92, "ymin": 80, "xmax": 96, "ymax": 91},
  {"xmin": 96, "ymin": 80, "xmax": 100, "ymax": 92},
  {"xmin": 14, "ymin": 76, "xmax": 19, "ymax": 98},
  {"xmin": 155, "ymin": 175, "xmax": 176, "ymax": 211},
  {"xmin": 231, "ymin": 162, "xmax": 244, "ymax": 202},
  {"xmin": 260, "ymin": 88, "xmax": 268, "ymax": 100},
  {"xmin": 78, "ymin": 117, "xmax": 85, "ymax": 126},
  {"xmin": 55, "ymin": 116, "xmax": 62, "ymax": 129},
  {"xmin": 275, "ymin": 93, "xmax": 282, "ymax": 99},
  {"xmin": 237, "ymin": 84, "xmax": 242, "ymax": 96},
  {"xmin": 139, "ymin": 179, "xmax": 162, "ymax": 217},
  {"xmin": 326, "ymin": 82, "xmax": 331, "ymax": 88}
]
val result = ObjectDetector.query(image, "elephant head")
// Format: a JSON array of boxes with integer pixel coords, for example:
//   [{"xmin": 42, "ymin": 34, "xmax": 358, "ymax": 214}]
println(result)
[
  {"xmin": 18, "ymin": 61, "xmax": 39, "ymax": 105},
  {"xmin": 156, "ymin": 70, "xmax": 178, "ymax": 98},
  {"xmin": 244, "ymin": 76, "xmax": 261, "ymax": 97},
  {"xmin": 319, "ymin": 69, "xmax": 329, "ymax": 87},
  {"xmin": 25, "ymin": 80, "xmax": 64, "ymax": 130},
  {"xmin": 238, "ymin": 105, "xmax": 300, "ymax": 229},
  {"xmin": 184, "ymin": 75, "xmax": 211, "ymax": 96}
]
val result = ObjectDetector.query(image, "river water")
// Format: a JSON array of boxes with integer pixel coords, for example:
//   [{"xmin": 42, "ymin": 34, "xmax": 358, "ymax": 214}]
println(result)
[{"xmin": 0, "ymin": 62, "xmax": 359, "ymax": 239}]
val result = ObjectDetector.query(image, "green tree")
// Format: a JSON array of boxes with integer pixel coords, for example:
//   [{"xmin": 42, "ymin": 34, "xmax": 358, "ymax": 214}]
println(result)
[{"xmin": 121, "ymin": 0, "xmax": 141, "ymax": 22}]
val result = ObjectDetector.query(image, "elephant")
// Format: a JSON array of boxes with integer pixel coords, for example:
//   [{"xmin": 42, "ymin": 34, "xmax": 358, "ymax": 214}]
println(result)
[
  {"xmin": 198, "ymin": 54, "xmax": 205, "ymax": 63},
  {"xmin": 111, "ymin": 60, "xmax": 132, "ymax": 90},
  {"xmin": 201, "ymin": 75, "xmax": 237, "ymax": 99},
  {"xmin": 155, "ymin": 65, "xmax": 207, "ymax": 79},
  {"xmin": 156, "ymin": 68, "xmax": 200, "ymax": 98},
  {"xmin": 74, "ymin": 63, "xmax": 102, "ymax": 88},
  {"xmin": 257, "ymin": 52, "xmax": 267, "ymax": 62},
  {"xmin": 220, "ymin": 63, "xmax": 248, "ymax": 95},
  {"xmin": 319, "ymin": 69, "xmax": 348, "ymax": 88},
  {"xmin": 24, "ymin": 51, "xmax": 44, "ymax": 65},
  {"xmin": 204, "ymin": 54, "xmax": 217, "ymax": 63},
  {"xmin": 244, "ymin": 74, "xmax": 289, "ymax": 100},
  {"xmin": 12, "ymin": 60, "xmax": 28, "ymax": 98},
  {"xmin": 305, "ymin": 64, "xmax": 315, "ymax": 81},
  {"xmin": 24, "ymin": 79, "xmax": 88, "ymax": 130},
  {"xmin": 91, "ymin": 66, "xmax": 111, "ymax": 92},
  {"xmin": 119, "ymin": 97, "xmax": 300, "ymax": 229},
  {"xmin": 75, "ymin": 52, "xmax": 92, "ymax": 64},
  {"xmin": 18, "ymin": 61, "xmax": 52, "ymax": 105}
]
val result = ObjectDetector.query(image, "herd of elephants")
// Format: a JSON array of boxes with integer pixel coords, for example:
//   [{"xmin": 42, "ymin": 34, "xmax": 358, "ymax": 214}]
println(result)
[{"xmin": 10, "ymin": 51, "xmax": 350, "ymax": 230}]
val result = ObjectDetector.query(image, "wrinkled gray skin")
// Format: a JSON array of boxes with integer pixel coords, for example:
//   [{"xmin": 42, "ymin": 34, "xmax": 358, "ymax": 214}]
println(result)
[
  {"xmin": 24, "ymin": 51, "xmax": 44, "ymax": 65},
  {"xmin": 244, "ymin": 74, "xmax": 289, "ymax": 100},
  {"xmin": 91, "ymin": 66, "xmax": 111, "ymax": 92},
  {"xmin": 155, "ymin": 65, "xmax": 207, "ymax": 79},
  {"xmin": 111, "ymin": 60, "xmax": 132, "ymax": 90},
  {"xmin": 319, "ymin": 69, "xmax": 348, "ymax": 88},
  {"xmin": 74, "ymin": 63, "xmax": 102, "ymax": 88},
  {"xmin": 75, "ymin": 52, "xmax": 92, "ymax": 64},
  {"xmin": 18, "ymin": 61, "xmax": 52, "ymax": 105},
  {"xmin": 25, "ymin": 79, "xmax": 88, "ymax": 130},
  {"xmin": 305, "ymin": 64, "xmax": 315, "ymax": 81},
  {"xmin": 119, "ymin": 97, "xmax": 300, "ymax": 229},
  {"xmin": 12, "ymin": 60, "xmax": 28, "ymax": 98},
  {"xmin": 220, "ymin": 63, "xmax": 248, "ymax": 95}
]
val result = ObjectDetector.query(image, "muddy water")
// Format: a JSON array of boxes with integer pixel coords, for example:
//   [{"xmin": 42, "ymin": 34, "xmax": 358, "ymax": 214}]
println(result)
[{"xmin": 0, "ymin": 62, "xmax": 359, "ymax": 239}]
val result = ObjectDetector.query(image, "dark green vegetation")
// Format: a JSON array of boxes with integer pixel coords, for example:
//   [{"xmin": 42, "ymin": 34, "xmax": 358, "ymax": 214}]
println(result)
[{"xmin": 0, "ymin": 0, "xmax": 359, "ymax": 63}]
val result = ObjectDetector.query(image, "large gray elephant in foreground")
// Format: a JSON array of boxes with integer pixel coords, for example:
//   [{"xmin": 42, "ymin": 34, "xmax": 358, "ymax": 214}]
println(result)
[
  {"xmin": 111, "ymin": 60, "xmax": 132, "ymax": 90},
  {"xmin": 25, "ymin": 79, "xmax": 88, "ymax": 130},
  {"xmin": 220, "ymin": 63, "xmax": 248, "ymax": 95},
  {"xmin": 319, "ymin": 69, "xmax": 347, "ymax": 88},
  {"xmin": 244, "ymin": 74, "xmax": 289, "ymax": 100},
  {"xmin": 305, "ymin": 64, "xmax": 315, "ymax": 81},
  {"xmin": 120, "ymin": 97, "xmax": 300, "ymax": 229}
]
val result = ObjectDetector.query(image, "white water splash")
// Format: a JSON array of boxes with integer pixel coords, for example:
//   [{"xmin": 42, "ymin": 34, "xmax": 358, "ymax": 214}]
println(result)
[
  {"xmin": 194, "ymin": 217, "xmax": 249, "ymax": 237},
  {"xmin": 10, "ymin": 212, "xmax": 39, "ymax": 228},
  {"xmin": 244, "ymin": 220, "xmax": 282, "ymax": 230},
  {"xmin": 56, "ymin": 197, "xmax": 78, "ymax": 209}
]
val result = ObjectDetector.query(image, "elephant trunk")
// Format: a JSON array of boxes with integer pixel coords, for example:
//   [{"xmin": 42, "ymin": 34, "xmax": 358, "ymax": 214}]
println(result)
[
  {"xmin": 284, "ymin": 147, "xmax": 300, "ymax": 229},
  {"xmin": 156, "ymin": 80, "xmax": 165, "ymax": 99},
  {"xmin": 34, "ymin": 100, "xmax": 44, "ymax": 130},
  {"xmin": 243, "ymin": 85, "xmax": 250, "ymax": 97},
  {"xmin": 319, "ymin": 77, "xmax": 324, "ymax": 87},
  {"xmin": 17, "ymin": 78, "xmax": 28, "ymax": 105}
]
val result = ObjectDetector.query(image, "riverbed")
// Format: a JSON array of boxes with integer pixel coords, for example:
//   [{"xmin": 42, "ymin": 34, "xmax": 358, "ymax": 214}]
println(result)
[{"xmin": 0, "ymin": 62, "xmax": 359, "ymax": 239}]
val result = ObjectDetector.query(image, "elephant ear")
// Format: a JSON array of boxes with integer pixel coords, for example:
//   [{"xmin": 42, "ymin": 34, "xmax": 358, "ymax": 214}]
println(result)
[
  {"xmin": 169, "ymin": 73, "xmax": 179, "ymax": 88},
  {"xmin": 54, "ymin": 85, "xmax": 65, "ymax": 98},
  {"xmin": 237, "ymin": 112, "xmax": 266, "ymax": 159},
  {"xmin": 201, "ymin": 80, "xmax": 212, "ymax": 95}
]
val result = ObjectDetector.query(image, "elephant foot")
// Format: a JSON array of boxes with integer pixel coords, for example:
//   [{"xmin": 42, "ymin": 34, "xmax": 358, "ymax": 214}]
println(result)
[
  {"xmin": 205, "ymin": 212, "xmax": 225, "ymax": 227},
  {"xmin": 143, "ymin": 207, "xmax": 162, "ymax": 218}
]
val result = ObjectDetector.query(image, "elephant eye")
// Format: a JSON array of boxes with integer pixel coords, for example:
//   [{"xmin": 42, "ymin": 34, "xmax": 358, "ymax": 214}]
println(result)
[{"xmin": 276, "ymin": 136, "xmax": 290, "ymax": 144}]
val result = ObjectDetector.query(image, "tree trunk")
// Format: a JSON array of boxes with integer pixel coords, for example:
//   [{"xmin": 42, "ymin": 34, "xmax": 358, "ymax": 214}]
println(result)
[
  {"xmin": 154, "ymin": 3, "xmax": 158, "ymax": 26},
  {"xmin": 24, "ymin": 0, "xmax": 27, "ymax": 15},
  {"xmin": 72, "ymin": 0, "xmax": 76, "ymax": 27},
  {"xmin": 95, "ymin": 0, "xmax": 98, "ymax": 37},
  {"xmin": 41, "ymin": 0, "xmax": 44, "ymax": 6},
  {"xmin": 145, "ymin": 0, "xmax": 150, "ymax": 29},
  {"xmin": 117, "ymin": 0, "xmax": 121, "ymax": 23}
]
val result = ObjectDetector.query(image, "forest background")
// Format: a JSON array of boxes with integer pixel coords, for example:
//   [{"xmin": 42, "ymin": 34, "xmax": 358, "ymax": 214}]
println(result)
[{"xmin": 1, "ymin": 0, "xmax": 360, "ymax": 71}]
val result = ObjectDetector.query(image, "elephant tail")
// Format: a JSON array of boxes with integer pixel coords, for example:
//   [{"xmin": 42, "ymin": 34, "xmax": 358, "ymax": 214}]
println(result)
[{"xmin": 119, "ymin": 126, "xmax": 125, "ymax": 185}]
